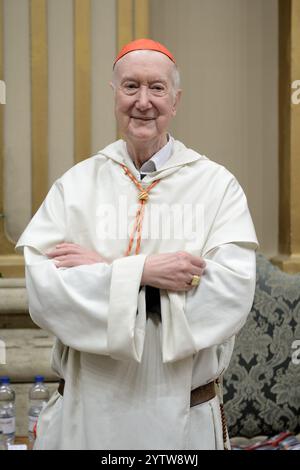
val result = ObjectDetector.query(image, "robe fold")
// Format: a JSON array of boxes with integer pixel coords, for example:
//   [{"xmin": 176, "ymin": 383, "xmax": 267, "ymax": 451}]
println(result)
[{"xmin": 16, "ymin": 139, "xmax": 258, "ymax": 449}]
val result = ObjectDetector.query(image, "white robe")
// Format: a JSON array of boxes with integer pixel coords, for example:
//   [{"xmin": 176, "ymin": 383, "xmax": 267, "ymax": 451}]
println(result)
[{"xmin": 16, "ymin": 139, "xmax": 258, "ymax": 450}]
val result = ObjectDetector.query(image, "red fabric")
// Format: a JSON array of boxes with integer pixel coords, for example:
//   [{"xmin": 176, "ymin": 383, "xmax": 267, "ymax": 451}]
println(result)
[{"xmin": 114, "ymin": 38, "xmax": 175, "ymax": 67}]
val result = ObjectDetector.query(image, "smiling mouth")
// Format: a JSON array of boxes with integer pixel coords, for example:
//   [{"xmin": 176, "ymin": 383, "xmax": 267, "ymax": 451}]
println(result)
[{"xmin": 131, "ymin": 116, "xmax": 156, "ymax": 121}]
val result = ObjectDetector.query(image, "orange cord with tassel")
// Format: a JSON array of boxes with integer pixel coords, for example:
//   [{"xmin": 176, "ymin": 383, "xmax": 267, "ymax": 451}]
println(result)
[{"xmin": 120, "ymin": 164, "xmax": 160, "ymax": 256}]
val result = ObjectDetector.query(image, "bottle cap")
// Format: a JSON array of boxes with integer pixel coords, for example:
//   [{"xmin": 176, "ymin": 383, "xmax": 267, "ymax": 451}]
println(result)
[
  {"xmin": 0, "ymin": 376, "xmax": 10, "ymax": 384},
  {"xmin": 34, "ymin": 375, "xmax": 45, "ymax": 383}
]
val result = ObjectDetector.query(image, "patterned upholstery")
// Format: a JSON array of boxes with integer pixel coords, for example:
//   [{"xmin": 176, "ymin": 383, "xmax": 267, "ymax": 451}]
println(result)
[{"xmin": 223, "ymin": 254, "xmax": 300, "ymax": 438}]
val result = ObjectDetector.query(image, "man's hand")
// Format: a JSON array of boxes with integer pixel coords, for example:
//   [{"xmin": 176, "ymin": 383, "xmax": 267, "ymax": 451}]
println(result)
[
  {"xmin": 141, "ymin": 251, "xmax": 206, "ymax": 292},
  {"xmin": 46, "ymin": 243, "xmax": 107, "ymax": 268}
]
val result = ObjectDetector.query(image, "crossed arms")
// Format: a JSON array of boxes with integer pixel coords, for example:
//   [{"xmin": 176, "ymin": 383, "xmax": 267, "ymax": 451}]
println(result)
[{"xmin": 46, "ymin": 242, "xmax": 206, "ymax": 292}]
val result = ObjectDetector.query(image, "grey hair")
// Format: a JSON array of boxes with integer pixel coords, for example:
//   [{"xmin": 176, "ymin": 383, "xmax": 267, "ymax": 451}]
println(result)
[{"xmin": 171, "ymin": 64, "xmax": 181, "ymax": 92}]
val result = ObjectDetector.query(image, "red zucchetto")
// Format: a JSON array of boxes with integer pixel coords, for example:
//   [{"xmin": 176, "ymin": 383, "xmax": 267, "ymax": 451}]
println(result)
[{"xmin": 113, "ymin": 38, "xmax": 176, "ymax": 67}]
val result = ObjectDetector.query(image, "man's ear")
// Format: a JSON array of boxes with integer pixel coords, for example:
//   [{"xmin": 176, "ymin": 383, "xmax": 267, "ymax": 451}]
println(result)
[
  {"xmin": 172, "ymin": 89, "xmax": 182, "ymax": 116},
  {"xmin": 109, "ymin": 81, "xmax": 115, "ymax": 92}
]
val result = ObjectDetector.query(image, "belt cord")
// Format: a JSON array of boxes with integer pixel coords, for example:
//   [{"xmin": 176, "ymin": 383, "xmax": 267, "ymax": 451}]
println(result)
[{"xmin": 215, "ymin": 377, "xmax": 229, "ymax": 450}]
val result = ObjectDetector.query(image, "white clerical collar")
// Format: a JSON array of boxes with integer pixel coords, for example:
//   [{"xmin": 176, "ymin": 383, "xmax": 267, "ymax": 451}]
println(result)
[{"xmin": 139, "ymin": 135, "xmax": 174, "ymax": 176}]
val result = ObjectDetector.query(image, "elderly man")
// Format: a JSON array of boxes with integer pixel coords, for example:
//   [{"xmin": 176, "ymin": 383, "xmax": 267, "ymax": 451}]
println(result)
[{"xmin": 16, "ymin": 39, "xmax": 258, "ymax": 450}]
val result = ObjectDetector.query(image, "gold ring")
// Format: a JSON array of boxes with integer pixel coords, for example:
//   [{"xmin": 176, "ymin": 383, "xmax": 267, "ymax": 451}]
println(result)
[{"xmin": 191, "ymin": 275, "xmax": 201, "ymax": 286}]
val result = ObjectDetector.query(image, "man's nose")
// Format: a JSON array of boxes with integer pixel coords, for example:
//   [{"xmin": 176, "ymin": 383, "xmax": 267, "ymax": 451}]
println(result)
[{"xmin": 135, "ymin": 86, "xmax": 152, "ymax": 110}]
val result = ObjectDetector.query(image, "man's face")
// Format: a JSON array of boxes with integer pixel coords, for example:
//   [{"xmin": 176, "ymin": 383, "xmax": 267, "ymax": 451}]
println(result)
[{"xmin": 112, "ymin": 50, "xmax": 181, "ymax": 143}]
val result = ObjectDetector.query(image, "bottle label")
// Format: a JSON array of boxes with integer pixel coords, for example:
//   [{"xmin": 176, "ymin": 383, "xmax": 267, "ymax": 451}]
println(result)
[
  {"xmin": 28, "ymin": 415, "xmax": 38, "ymax": 433},
  {"xmin": 0, "ymin": 417, "xmax": 16, "ymax": 434}
]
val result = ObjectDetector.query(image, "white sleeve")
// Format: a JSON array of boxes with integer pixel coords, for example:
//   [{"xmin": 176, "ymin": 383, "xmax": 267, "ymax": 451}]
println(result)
[
  {"xmin": 23, "ymin": 245, "xmax": 147, "ymax": 363},
  {"xmin": 160, "ymin": 243, "xmax": 256, "ymax": 363}
]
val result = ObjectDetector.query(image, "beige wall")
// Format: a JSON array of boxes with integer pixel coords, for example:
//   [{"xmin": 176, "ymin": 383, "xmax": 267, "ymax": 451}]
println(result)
[
  {"xmin": 91, "ymin": 0, "xmax": 116, "ymax": 156},
  {"xmin": 48, "ymin": 0, "xmax": 74, "ymax": 185},
  {"xmin": 151, "ymin": 0, "xmax": 279, "ymax": 257},
  {"xmin": 3, "ymin": 0, "xmax": 116, "ymax": 242},
  {"xmin": 4, "ymin": 0, "xmax": 31, "ymax": 244},
  {"xmin": 48, "ymin": 0, "xmax": 116, "ymax": 185}
]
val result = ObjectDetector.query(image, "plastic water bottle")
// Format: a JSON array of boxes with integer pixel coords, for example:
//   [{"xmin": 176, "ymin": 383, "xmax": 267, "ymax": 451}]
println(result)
[
  {"xmin": 28, "ymin": 375, "xmax": 49, "ymax": 449},
  {"xmin": 0, "ymin": 376, "xmax": 16, "ymax": 448}
]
